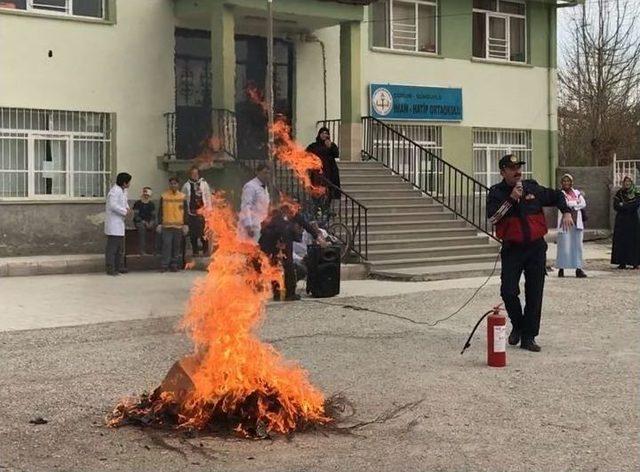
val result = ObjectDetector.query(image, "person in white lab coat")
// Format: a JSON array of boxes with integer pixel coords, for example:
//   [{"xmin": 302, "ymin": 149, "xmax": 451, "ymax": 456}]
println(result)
[
  {"xmin": 104, "ymin": 172, "xmax": 132, "ymax": 275},
  {"xmin": 239, "ymin": 164, "xmax": 271, "ymax": 242}
]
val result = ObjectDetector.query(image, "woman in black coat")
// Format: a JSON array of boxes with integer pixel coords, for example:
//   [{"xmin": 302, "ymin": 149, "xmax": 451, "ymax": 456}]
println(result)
[
  {"xmin": 306, "ymin": 127, "xmax": 341, "ymax": 202},
  {"xmin": 611, "ymin": 176, "xmax": 640, "ymax": 269}
]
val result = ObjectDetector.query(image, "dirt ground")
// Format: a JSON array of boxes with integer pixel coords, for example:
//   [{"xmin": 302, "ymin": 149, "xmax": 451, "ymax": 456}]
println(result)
[{"xmin": 0, "ymin": 266, "xmax": 638, "ymax": 472}]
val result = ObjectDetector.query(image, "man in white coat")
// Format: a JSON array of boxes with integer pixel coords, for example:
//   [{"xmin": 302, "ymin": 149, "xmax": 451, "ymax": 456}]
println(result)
[
  {"xmin": 105, "ymin": 172, "xmax": 132, "ymax": 275},
  {"xmin": 239, "ymin": 164, "xmax": 271, "ymax": 242}
]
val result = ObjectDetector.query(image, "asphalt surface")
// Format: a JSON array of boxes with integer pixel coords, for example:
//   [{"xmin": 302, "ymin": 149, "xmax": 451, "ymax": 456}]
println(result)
[{"xmin": 0, "ymin": 267, "xmax": 638, "ymax": 472}]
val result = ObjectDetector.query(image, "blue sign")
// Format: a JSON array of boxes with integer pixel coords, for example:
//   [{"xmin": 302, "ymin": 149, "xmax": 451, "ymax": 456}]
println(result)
[{"xmin": 370, "ymin": 84, "xmax": 463, "ymax": 121}]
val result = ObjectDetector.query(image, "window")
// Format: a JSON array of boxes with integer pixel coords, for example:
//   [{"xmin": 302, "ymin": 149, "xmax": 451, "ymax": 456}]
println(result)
[
  {"xmin": 0, "ymin": 108, "xmax": 112, "ymax": 199},
  {"xmin": 473, "ymin": 128, "xmax": 532, "ymax": 186},
  {"xmin": 472, "ymin": 0, "xmax": 526, "ymax": 62},
  {"xmin": 0, "ymin": 0, "xmax": 104, "ymax": 19},
  {"xmin": 372, "ymin": 0, "xmax": 438, "ymax": 54}
]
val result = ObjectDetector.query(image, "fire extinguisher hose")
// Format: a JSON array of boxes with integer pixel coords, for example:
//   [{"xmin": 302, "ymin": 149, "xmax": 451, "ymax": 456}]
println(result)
[{"xmin": 460, "ymin": 308, "xmax": 495, "ymax": 355}]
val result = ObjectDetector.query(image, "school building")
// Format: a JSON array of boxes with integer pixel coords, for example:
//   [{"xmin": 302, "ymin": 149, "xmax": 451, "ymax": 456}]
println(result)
[{"xmin": 0, "ymin": 0, "xmax": 580, "ymax": 257}]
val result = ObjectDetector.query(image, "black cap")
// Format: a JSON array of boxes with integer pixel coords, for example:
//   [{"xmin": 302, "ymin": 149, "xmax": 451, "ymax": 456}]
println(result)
[{"xmin": 498, "ymin": 154, "xmax": 526, "ymax": 170}]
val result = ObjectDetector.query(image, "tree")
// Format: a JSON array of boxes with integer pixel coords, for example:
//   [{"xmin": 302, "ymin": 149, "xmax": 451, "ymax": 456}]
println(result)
[{"xmin": 558, "ymin": 0, "xmax": 640, "ymax": 166}]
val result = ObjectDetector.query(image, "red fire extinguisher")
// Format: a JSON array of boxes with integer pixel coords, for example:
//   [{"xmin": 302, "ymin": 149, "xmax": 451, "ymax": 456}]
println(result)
[
  {"xmin": 487, "ymin": 306, "xmax": 506, "ymax": 367},
  {"xmin": 461, "ymin": 304, "xmax": 506, "ymax": 368}
]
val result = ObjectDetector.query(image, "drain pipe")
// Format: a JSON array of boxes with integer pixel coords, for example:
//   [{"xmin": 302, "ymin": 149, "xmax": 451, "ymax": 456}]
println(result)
[{"xmin": 302, "ymin": 34, "xmax": 328, "ymax": 121}]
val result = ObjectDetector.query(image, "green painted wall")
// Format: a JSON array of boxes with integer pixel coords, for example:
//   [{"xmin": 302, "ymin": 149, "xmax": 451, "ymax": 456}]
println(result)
[
  {"xmin": 528, "ymin": 1, "xmax": 554, "ymax": 68},
  {"xmin": 440, "ymin": 0, "xmax": 472, "ymax": 60},
  {"xmin": 532, "ymin": 129, "xmax": 551, "ymax": 186},
  {"xmin": 442, "ymin": 125, "xmax": 473, "ymax": 174},
  {"xmin": 341, "ymin": 22, "xmax": 362, "ymax": 124},
  {"xmin": 210, "ymin": 2, "xmax": 236, "ymax": 110},
  {"xmin": 440, "ymin": 126, "xmax": 552, "ymax": 187}
]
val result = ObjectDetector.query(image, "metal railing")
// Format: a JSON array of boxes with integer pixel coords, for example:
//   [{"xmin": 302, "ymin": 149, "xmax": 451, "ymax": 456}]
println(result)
[
  {"xmin": 271, "ymin": 160, "xmax": 368, "ymax": 260},
  {"xmin": 362, "ymin": 116, "xmax": 496, "ymax": 240},
  {"xmin": 613, "ymin": 154, "xmax": 640, "ymax": 187},
  {"xmin": 164, "ymin": 109, "xmax": 237, "ymax": 160},
  {"xmin": 241, "ymin": 124, "xmax": 368, "ymax": 260},
  {"xmin": 212, "ymin": 108, "xmax": 237, "ymax": 160},
  {"xmin": 164, "ymin": 112, "xmax": 176, "ymax": 158},
  {"xmin": 316, "ymin": 119, "xmax": 341, "ymax": 148}
]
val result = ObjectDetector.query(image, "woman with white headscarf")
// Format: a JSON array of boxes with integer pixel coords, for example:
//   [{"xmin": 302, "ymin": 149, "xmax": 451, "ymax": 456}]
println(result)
[{"xmin": 556, "ymin": 174, "xmax": 587, "ymax": 278}]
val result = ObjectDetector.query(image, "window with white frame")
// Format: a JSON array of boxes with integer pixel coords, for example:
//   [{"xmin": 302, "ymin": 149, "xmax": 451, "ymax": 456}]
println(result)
[
  {"xmin": 0, "ymin": 108, "xmax": 112, "ymax": 199},
  {"xmin": 473, "ymin": 128, "xmax": 532, "ymax": 186},
  {"xmin": 472, "ymin": 0, "xmax": 526, "ymax": 63},
  {"xmin": 371, "ymin": 0, "xmax": 438, "ymax": 54},
  {"xmin": 372, "ymin": 122, "xmax": 442, "ymax": 190},
  {"xmin": 0, "ymin": 0, "xmax": 105, "ymax": 20}
]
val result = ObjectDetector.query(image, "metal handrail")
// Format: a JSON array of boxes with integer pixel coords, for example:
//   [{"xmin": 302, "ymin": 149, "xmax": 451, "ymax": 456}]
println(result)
[
  {"xmin": 271, "ymin": 158, "xmax": 369, "ymax": 261},
  {"xmin": 362, "ymin": 116, "xmax": 497, "ymax": 240},
  {"xmin": 315, "ymin": 119, "xmax": 341, "ymax": 147}
]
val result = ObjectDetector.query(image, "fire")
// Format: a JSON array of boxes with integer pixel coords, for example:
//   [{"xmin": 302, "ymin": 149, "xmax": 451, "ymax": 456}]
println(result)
[
  {"xmin": 192, "ymin": 136, "xmax": 223, "ymax": 168},
  {"xmin": 108, "ymin": 193, "xmax": 329, "ymax": 436},
  {"xmin": 245, "ymin": 84, "xmax": 325, "ymax": 197}
]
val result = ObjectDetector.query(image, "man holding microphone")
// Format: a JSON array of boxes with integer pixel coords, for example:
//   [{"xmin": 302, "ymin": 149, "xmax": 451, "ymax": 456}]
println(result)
[{"xmin": 487, "ymin": 155, "xmax": 574, "ymax": 352}]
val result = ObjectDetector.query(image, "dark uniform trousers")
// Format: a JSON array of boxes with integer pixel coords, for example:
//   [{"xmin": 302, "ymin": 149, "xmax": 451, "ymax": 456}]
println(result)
[{"xmin": 500, "ymin": 238, "xmax": 547, "ymax": 339}]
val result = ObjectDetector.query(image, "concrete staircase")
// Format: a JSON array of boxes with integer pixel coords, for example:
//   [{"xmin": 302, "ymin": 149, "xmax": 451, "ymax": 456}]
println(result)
[{"xmin": 338, "ymin": 161, "xmax": 500, "ymax": 275}]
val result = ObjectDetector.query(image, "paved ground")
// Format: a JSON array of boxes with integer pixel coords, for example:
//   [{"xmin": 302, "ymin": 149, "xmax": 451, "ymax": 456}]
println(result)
[{"xmin": 0, "ymin": 258, "xmax": 638, "ymax": 472}]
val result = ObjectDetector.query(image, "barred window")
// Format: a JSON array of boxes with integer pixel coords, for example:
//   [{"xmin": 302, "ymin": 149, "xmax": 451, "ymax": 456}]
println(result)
[
  {"xmin": 473, "ymin": 128, "xmax": 532, "ymax": 186},
  {"xmin": 372, "ymin": 0, "xmax": 438, "ymax": 54},
  {"xmin": 472, "ymin": 0, "xmax": 526, "ymax": 63},
  {"xmin": 0, "ymin": 0, "xmax": 105, "ymax": 19},
  {"xmin": 0, "ymin": 108, "xmax": 112, "ymax": 199}
]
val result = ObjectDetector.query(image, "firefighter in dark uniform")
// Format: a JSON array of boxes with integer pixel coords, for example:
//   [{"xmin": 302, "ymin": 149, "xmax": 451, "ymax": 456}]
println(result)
[{"xmin": 487, "ymin": 155, "xmax": 574, "ymax": 352}]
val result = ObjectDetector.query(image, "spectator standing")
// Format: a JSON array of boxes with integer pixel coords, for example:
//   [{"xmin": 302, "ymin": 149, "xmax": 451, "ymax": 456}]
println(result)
[
  {"xmin": 133, "ymin": 186, "xmax": 156, "ymax": 255},
  {"xmin": 182, "ymin": 166, "xmax": 212, "ymax": 256},
  {"xmin": 611, "ymin": 176, "xmax": 640, "ymax": 270},
  {"xmin": 239, "ymin": 164, "xmax": 271, "ymax": 242},
  {"xmin": 306, "ymin": 127, "xmax": 341, "ymax": 217},
  {"xmin": 104, "ymin": 172, "xmax": 132, "ymax": 276},
  {"xmin": 158, "ymin": 177, "xmax": 187, "ymax": 272},
  {"xmin": 556, "ymin": 174, "xmax": 587, "ymax": 278}
]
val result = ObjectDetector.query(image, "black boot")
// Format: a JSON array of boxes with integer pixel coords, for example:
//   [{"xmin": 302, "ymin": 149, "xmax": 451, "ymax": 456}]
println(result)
[
  {"xmin": 508, "ymin": 328, "xmax": 521, "ymax": 346},
  {"xmin": 618, "ymin": 264, "xmax": 627, "ymax": 270},
  {"xmin": 521, "ymin": 338, "xmax": 542, "ymax": 352},
  {"xmin": 576, "ymin": 268, "xmax": 587, "ymax": 278},
  {"xmin": 558, "ymin": 269, "xmax": 564, "ymax": 278}
]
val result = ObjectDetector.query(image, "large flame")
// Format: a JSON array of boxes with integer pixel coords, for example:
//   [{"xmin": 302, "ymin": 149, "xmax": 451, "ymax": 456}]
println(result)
[
  {"xmin": 245, "ymin": 85, "xmax": 325, "ymax": 197},
  {"xmin": 108, "ymin": 193, "xmax": 329, "ymax": 436}
]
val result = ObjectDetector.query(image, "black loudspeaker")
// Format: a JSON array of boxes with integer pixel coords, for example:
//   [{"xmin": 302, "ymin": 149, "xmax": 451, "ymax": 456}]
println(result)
[{"xmin": 306, "ymin": 244, "xmax": 340, "ymax": 298}]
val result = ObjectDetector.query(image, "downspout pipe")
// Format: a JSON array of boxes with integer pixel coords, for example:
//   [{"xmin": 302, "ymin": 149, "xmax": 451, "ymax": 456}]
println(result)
[{"xmin": 302, "ymin": 34, "xmax": 328, "ymax": 121}]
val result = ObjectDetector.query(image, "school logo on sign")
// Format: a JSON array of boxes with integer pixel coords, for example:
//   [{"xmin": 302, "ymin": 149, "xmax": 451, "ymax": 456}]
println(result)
[
  {"xmin": 371, "ymin": 87, "xmax": 393, "ymax": 117},
  {"xmin": 369, "ymin": 83, "xmax": 463, "ymax": 121}
]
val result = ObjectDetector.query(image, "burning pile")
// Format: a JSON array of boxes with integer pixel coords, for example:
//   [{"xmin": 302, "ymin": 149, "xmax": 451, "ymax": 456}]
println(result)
[{"xmin": 107, "ymin": 194, "xmax": 329, "ymax": 437}]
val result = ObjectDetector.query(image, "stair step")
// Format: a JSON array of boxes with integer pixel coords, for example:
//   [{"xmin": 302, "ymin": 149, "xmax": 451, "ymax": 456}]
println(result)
[
  {"xmin": 367, "ymin": 219, "xmax": 469, "ymax": 230},
  {"xmin": 347, "ymin": 189, "xmax": 426, "ymax": 199},
  {"xmin": 367, "ymin": 211, "xmax": 455, "ymax": 222},
  {"xmin": 354, "ymin": 196, "xmax": 433, "ymax": 206},
  {"xmin": 340, "ymin": 170, "xmax": 394, "ymax": 178},
  {"xmin": 367, "ymin": 227, "xmax": 478, "ymax": 241},
  {"xmin": 368, "ymin": 235, "xmax": 490, "ymax": 250},
  {"xmin": 370, "ymin": 253, "xmax": 501, "ymax": 270},
  {"xmin": 342, "ymin": 181, "xmax": 413, "ymax": 188},
  {"xmin": 337, "ymin": 161, "xmax": 384, "ymax": 167},
  {"xmin": 341, "ymin": 174, "xmax": 408, "ymax": 182},
  {"xmin": 367, "ymin": 204, "xmax": 444, "ymax": 212},
  {"xmin": 367, "ymin": 244, "xmax": 498, "ymax": 262}
]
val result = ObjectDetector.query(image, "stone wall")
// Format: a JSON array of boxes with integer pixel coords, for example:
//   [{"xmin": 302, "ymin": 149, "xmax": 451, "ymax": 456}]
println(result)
[{"xmin": 0, "ymin": 203, "xmax": 106, "ymax": 257}]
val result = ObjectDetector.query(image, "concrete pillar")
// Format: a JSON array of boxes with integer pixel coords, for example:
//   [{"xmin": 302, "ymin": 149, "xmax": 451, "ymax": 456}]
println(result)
[
  {"xmin": 339, "ymin": 21, "xmax": 362, "ymax": 162},
  {"xmin": 211, "ymin": 2, "xmax": 236, "ymax": 112}
]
